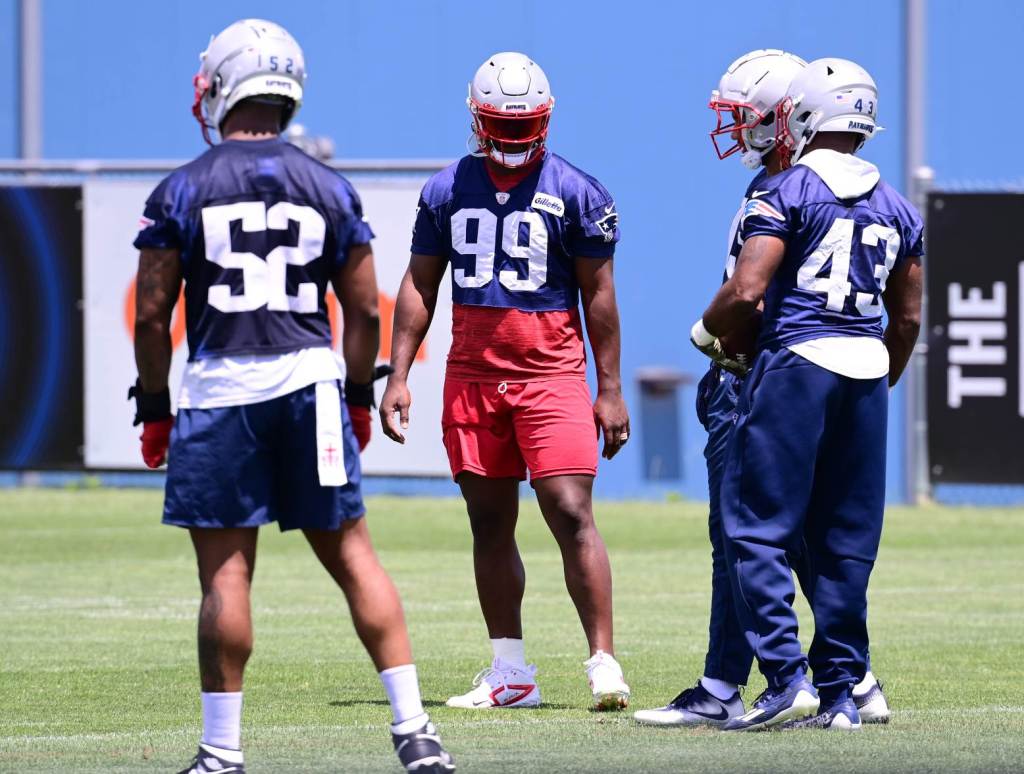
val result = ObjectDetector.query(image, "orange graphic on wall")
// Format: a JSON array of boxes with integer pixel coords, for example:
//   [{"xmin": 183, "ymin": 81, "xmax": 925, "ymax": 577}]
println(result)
[{"xmin": 123, "ymin": 277, "xmax": 187, "ymax": 349}]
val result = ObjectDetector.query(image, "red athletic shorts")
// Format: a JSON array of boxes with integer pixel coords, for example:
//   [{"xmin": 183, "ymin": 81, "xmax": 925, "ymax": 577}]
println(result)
[{"xmin": 441, "ymin": 377, "xmax": 598, "ymax": 481}]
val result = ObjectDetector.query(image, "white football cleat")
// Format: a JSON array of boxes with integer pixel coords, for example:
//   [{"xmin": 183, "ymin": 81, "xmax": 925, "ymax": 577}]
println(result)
[
  {"xmin": 584, "ymin": 650, "xmax": 631, "ymax": 711},
  {"xmin": 853, "ymin": 673, "xmax": 891, "ymax": 723},
  {"xmin": 445, "ymin": 658, "xmax": 541, "ymax": 709}
]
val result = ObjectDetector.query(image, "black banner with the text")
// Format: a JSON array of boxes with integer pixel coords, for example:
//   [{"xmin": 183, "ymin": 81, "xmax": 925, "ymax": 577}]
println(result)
[{"xmin": 926, "ymin": 192, "xmax": 1023, "ymax": 484}]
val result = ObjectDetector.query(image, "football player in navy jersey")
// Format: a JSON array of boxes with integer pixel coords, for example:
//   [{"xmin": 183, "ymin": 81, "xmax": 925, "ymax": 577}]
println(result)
[
  {"xmin": 635, "ymin": 49, "xmax": 807, "ymax": 728},
  {"xmin": 130, "ymin": 20, "xmax": 453, "ymax": 773},
  {"xmin": 636, "ymin": 50, "xmax": 890, "ymax": 729},
  {"xmin": 690, "ymin": 58, "xmax": 923, "ymax": 731},
  {"xmin": 380, "ymin": 52, "xmax": 631, "ymax": 710}
]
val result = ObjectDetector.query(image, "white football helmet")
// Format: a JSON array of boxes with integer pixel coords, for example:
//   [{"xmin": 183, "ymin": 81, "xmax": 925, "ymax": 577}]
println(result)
[
  {"xmin": 192, "ymin": 19, "xmax": 306, "ymax": 144},
  {"xmin": 468, "ymin": 52, "xmax": 554, "ymax": 168},
  {"xmin": 709, "ymin": 49, "xmax": 807, "ymax": 169},
  {"xmin": 777, "ymin": 57, "xmax": 882, "ymax": 168}
]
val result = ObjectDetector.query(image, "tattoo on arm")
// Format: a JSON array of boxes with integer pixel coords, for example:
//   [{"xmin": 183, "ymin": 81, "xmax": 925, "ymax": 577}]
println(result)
[{"xmin": 134, "ymin": 248, "xmax": 182, "ymax": 393}]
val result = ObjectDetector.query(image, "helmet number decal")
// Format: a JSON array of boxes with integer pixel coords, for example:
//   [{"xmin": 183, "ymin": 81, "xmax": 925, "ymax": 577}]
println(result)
[
  {"xmin": 201, "ymin": 201, "xmax": 326, "ymax": 314},
  {"xmin": 853, "ymin": 99, "xmax": 875, "ymax": 115},
  {"xmin": 258, "ymin": 55, "xmax": 296, "ymax": 74},
  {"xmin": 451, "ymin": 208, "xmax": 548, "ymax": 292}
]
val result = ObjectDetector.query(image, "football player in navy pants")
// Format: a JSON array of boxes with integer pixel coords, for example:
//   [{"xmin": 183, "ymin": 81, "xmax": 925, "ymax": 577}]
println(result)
[
  {"xmin": 636, "ymin": 50, "xmax": 890, "ymax": 728},
  {"xmin": 691, "ymin": 58, "xmax": 923, "ymax": 731},
  {"xmin": 130, "ymin": 19, "xmax": 453, "ymax": 773}
]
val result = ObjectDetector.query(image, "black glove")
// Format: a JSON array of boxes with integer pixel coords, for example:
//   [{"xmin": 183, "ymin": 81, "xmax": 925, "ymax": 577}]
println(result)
[
  {"xmin": 128, "ymin": 378, "xmax": 172, "ymax": 426},
  {"xmin": 344, "ymin": 364, "xmax": 395, "ymax": 408}
]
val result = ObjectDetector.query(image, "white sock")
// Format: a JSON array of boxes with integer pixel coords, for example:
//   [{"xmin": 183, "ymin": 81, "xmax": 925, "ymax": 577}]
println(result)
[
  {"xmin": 379, "ymin": 664, "xmax": 426, "ymax": 725},
  {"xmin": 853, "ymin": 670, "xmax": 877, "ymax": 697},
  {"xmin": 200, "ymin": 691, "xmax": 242, "ymax": 751},
  {"xmin": 491, "ymin": 637, "xmax": 527, "ymax": 669},
  {"xmin": 391, "ymin": 713, "xmax": 430, "ymax": 735},
  {"xmin": 198, "ymin": 744, "xmax": 243, "ymax": 764},
  {"xmin": 700, "ymin": 676, "xmax": 739, "ymax": 702}
]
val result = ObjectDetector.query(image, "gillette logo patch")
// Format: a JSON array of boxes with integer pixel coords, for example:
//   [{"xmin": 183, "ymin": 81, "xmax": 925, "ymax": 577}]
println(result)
[{"xmin": 531, "ymin": 193, "xmax": 565, "ymax": 217}]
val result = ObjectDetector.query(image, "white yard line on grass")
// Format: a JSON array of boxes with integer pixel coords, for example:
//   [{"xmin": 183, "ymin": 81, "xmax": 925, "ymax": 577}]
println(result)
[{"xmin": 5, "ymin": 707, "xmax": 1024, "ymax": 746}]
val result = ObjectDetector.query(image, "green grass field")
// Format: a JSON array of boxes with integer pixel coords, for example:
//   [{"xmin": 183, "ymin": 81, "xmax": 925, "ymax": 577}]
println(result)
[{"xmin": 1, "ymin": 489, "xmax": 1022, "ymax": 773}]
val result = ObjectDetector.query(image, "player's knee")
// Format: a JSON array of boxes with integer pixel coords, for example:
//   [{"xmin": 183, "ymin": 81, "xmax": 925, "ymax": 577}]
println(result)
[
  {"xmin": 545, "ymin": 492, "xmax": 595, "ymax": 543},
  {"xmin": 468, "ymin": 512, "xmax": 516, "ymax": 549}
]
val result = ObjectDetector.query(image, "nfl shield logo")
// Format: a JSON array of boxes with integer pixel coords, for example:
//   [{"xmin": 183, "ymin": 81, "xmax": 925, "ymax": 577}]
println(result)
[{"xmin": 495, "ymin": 192, "xmax": 510, "ymax": 205}]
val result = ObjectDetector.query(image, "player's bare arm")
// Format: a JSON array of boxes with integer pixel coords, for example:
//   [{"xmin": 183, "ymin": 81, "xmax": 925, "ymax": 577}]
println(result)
[
  {"xmin": 380, "ymin": 253, "xmax": 447, "ymax": 443},
  {"xmin": 133, "ymin": 247, "xmax": 182, "ymax": 391},
  {"xmin": 692, "ymin": 235, "xmax": 785, "ymax": 374},
  {"xmin": 576, "ymin": 257, "xmax": 630, "ymax": 460},
  {"xmin": 882, "ymin": 255, "xmax": 923, "ymax": 387},
  {"xmin": 332, "ymin": 243, "xmax": 381, "ymax": 384},
  {"xmin": 702, "ymin": 235, "xmax": 785, "ymax": 337},
  {"xmin": 334, "ymin": 242, "xmax": 385, "ymax": 451}
]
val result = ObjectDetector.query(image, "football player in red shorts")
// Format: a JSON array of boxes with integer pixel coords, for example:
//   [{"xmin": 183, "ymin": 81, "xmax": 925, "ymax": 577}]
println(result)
[{"xmin": 380, "ymin": 52, "xmax": 631, "ymax": 710}]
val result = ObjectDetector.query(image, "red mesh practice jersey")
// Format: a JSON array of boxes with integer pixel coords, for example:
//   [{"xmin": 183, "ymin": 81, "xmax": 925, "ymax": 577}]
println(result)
[{"xmin": 446, "ymin": 304, "xmax": 586, "ymax": 381}]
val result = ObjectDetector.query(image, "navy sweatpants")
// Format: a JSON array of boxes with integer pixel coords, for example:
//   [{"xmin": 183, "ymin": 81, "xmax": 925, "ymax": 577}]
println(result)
[
  {"xmin": 699, "ymin": 365, "xmax": 819, "ymax": 686},
  {"xmin": 720, "ymin": 348, "xmax": 887, "ymax": 704},
  {"xmin": 698, "ymin": 365, "xmax": 755, "ymax": 685}
]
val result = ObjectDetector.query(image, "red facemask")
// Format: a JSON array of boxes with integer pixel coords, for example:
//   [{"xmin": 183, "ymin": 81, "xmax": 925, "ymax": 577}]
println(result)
[
  {"xmin": 192, "ymin": 73, "xmax": 215, "ymax": 146},
  {"xmin": 708, "ymin": 96, "xmax": 766, "ymax": 160},
  {"xmin": 471, "ymin": 99, "xmax": 552, "ymax": 167}
]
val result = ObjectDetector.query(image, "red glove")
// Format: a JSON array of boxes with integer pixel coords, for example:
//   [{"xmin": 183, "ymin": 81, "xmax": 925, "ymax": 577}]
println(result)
[
  {"xmin": 140, "ymin": 418, "xmax": 174, "ymax": 468},
  {"xmin": 348, "ymin": 405, "xmax": 372, "ymax": 452},
  {"xmin": 344, "ymin": 365, "xmax": 394, "ymax": 453},
  {"xmin": 128, "ymin": 379, "xmax": 173, "ymax": 468}
]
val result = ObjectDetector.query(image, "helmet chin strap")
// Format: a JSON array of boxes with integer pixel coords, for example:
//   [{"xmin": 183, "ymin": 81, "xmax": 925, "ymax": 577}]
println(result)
[
  {"xmin": 741, "ymin": 150, "xmax": 764, "ymax": 170},
  {"xmin": 490, "ymin": 146, "xmax": 531, "ymax": 167},
  {"xmin": 466, "ymin": 132, "xmax": 487, "ymax": 158},
  {"xmin": 791, "ymin": 131, "xmax": 814, "ymax": 166},
  {"xmin": 467, "ymin": 132, "xmax": 537, "ymax": 168},
  {"xmin": 741, "ymin": 140, "xmax": 776, "ymax": 171}
]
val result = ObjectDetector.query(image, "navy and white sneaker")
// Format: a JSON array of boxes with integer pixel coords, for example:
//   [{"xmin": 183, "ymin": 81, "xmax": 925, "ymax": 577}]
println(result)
[
  {"xmin": 721, "ymin": 677, "xmax": 819, "ymax": 732},
  {"xmin": 177, "ymin": 743, "xmax": 245, "ymax": 773},
  {"xmin": 781, "ymin": 697, "xmax": 862, "ymax": 731},
  {"xmin": 854, "ymin": 677, "xmax": 891, "ymax": 723},
  {"xmin": 634, "ymin": 681, "xmax": 744, "ymax": 727},
  {"xmin": 391, "ymin": 718, "xmax": 456, "ymax": 772}
]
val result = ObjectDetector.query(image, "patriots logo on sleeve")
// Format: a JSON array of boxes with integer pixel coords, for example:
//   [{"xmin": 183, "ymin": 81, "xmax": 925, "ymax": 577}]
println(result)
[
  {"xmin": 741, "ymin": 198, "xmax": 784, "ymax": 224},
  {"xmin": 595, "ymin": 203, "xmax": 619, "ymax": 242}
]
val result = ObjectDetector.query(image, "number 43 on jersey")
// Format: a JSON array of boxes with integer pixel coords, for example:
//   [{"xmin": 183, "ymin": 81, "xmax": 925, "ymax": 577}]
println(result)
[{"xmin": 797, "ymin": 217, "xmax": 900, "ymax": 316}]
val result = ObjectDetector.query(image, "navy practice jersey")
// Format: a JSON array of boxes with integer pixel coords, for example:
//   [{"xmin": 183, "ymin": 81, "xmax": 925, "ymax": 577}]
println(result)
[
  {"xmin": 134, "ymin": 138, "xmax": 374, "ymax": 361},
  {"xmin": 723, "ymin": 169, "xmax": 769, "ymax": 283},
  {"xmin": 411, "ymin": 153, "xmax": 619, "ymax": 311},
  {"xmin": 741, "ymin": 159, "xmax": 924, "ymax": 350}
]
